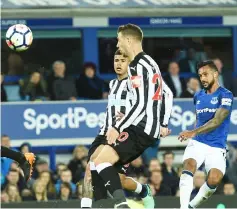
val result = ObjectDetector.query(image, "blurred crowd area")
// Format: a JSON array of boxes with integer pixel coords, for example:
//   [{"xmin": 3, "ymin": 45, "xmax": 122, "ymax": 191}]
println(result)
[
  {"xmin": 1, "ymin": 37, "xmax": 237, "ymax": 102},
  {"xmin": 1, "ymin": 135, "xmax": 237, "ymax": 203}
]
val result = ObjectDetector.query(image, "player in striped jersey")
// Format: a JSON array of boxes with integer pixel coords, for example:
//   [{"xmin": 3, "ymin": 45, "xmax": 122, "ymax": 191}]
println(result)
[
  {"xmin": 81, "ymin": 50, "xmax": 154, "ymax": 208},
  {"xmin": 92, "ymin": 24, "xmax": 173, "ymax": 208}
]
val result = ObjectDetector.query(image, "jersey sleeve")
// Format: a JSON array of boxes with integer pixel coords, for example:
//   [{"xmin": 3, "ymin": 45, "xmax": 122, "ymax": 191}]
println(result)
[
  {"xmin": 113, "ymin": 64, "xmax": 148, "ymax": 133},
  {"xmin": 219, "ymin": 91, "xmax": 233, "ymax": 111},
  {"xmin": 159, "ymin": 80, "xmax": 173, "ymax": 127}
]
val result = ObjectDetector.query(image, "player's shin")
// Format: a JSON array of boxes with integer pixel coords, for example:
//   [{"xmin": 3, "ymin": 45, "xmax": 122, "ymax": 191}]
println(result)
[
  {"xmin": 90, "ymin": 161, "xmax": 107, "ymax": 201},
  {"xmin": 81, "ymin": 164, "xmax": 93, "ymax": 208},
  {"xmin": 179, "ymin": 170, "xmax": 194, "ymax": 209},
  {"xmin": 189, "ymin": 182, "xmax": 216, "ymax": 208},
  {"xmin": 95, "ymin": 162, "xmax": 127, "ymax": 204}
]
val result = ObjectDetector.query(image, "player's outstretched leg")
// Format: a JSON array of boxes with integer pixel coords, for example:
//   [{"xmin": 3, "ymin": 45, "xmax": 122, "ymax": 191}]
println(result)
[
  {"xmin": 81, "ymin": 144, "xmax": 108, "ymax": 208},
  {"xmin": 81, "ymin": 145, "xmax": 108, "ymax": 208},
  {"xmin": 94, "ymin": 145, "xmax": 129, "ymax": 208},
  {"xmin": 121, "ymin": 176, "xmax": 155, "ymax": 209},
  {"xmin": 179, "ymin": 159, "xmax": 197, "ymax": 209},
  {"xmin": 81, "ymin": 163, "xmax": 93, "ymax": 208},
  {"xmin": 189, "ymin": 168, "xmax": 222, "ymax": 208},
  {"xmin": 1, "ymin": 146, "xmax": 35, "ymax": 182}
]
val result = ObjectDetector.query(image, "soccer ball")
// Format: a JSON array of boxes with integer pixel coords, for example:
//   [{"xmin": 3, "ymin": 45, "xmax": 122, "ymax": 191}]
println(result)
[{"xmin": 6, "ymin": 24, "xmax": 33, "ymax": 52}]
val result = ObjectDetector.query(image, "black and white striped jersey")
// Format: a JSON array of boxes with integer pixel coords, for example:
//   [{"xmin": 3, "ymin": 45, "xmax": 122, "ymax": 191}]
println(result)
[
  {"xmin": 99, "ymin": 78, "xmax": 132, "ymax": 135},
  {"xmin": 113, "ymin": 52, "xmax": 173, "ymax": 139}
]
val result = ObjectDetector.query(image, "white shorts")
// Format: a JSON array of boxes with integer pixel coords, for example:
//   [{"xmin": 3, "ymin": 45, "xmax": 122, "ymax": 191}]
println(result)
[{"xmin": 182, "ymin": 140, "xmax": 227, "ymax": 175}]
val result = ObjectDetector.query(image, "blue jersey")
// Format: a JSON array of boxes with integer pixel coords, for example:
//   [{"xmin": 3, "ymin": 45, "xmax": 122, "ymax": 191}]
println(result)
[{"xmin": 193, "ymin": 86, "xmax": 233, "ymax": 148}]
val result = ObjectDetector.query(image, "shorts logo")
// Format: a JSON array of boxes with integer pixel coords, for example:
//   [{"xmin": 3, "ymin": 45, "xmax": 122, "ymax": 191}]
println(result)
[
  {"xmin": 105, "ymin": 181, "xmax": 110, "ymax": 187},
  {"xmin": 197, "ymin": 100, "xmax": 200, "ymax": 104},
  {"xmin": 121, "ymin": 167, "xmax": 127, "ymax": 173},
  {"xmin": 211, "ymin": 97, "xmax": 218, "ymax": 105},
  {"xmin": 221, "ymin": 98, "xmax": 232, "ymax": 106},
  {"xmin": 118, "ymin": 132, "xmax": 129, "ymax": 142},
  {"xmin": 131, "ymin": 76, "xmax": 142, "ymax": 88}
]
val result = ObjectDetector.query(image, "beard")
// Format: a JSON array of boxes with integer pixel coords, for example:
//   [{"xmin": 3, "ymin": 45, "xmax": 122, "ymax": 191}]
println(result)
[{"xmin": 202, "ymin": 79, "xmax": 215, "ymax": 90}]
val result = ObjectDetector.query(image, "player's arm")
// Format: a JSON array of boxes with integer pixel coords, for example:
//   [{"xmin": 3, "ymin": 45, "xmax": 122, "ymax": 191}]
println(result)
[
  {"xmin": 193, "ymin": 93, "xmax": 233, "ymax": 135},
  {"xmin": 179, "ymin": 93, "xmax": 233, "ymax": 141},
  {"xmin": 193, "ymin": 108, "xmax": 230, "ymax": 135},
  {"xmin": 160, "ymin": 80, "xmax": 173, "ymax": 127},
  {"xmin": 159, "ymin": 80, "xmax": 173, "ymax": 137},
  {"xmin": 104, "ymin": 80, "xmax": 114, "ymax": 125},
  {"xmin": 113, "ymin": 64, "xmax": 148, "ymax": 133}
]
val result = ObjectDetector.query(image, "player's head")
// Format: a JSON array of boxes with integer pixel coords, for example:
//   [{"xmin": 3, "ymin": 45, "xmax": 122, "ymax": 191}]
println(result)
[
  {"xmin": 197, "ymin": 60, "xmax": 219, "ymax": 90},
  {"xmin": 117, "ymin": 23, "xmax": 143, "ymax": 55},
  {"xmin": 114, "ymin": 49, "xmax": 130, "ymax": 76}
]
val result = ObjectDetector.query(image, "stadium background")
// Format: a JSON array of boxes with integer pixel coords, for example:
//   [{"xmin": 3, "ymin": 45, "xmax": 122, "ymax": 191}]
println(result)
[{"xmin": 1, "ymin": 0, "xmax": 237, "ymax": 208}]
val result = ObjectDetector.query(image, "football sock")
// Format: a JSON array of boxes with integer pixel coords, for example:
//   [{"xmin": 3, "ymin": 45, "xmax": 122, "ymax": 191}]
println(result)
[
  {"xmin": 189, "ymin": 182, "xmax": 216, "ymax": 208},
  {"xmin": 96, "ymin": 162, "xmax": 127, "ymax": 203},
  {"xmin": 1, "ymin": 146, "xmax": 25, "ymax": 164},
  {"xmin": 125, "ymin": 177, "xmax": 147, "ymax": 198},
  {"xmin": 180, "ymin": 170, "xmax": 194, "ymax": 209},
  {"xmin": 90, "ymin": 161, "xmax": 107, "ymax": 201}
]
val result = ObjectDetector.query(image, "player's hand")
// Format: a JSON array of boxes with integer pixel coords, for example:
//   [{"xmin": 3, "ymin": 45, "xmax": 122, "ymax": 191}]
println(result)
[
  {"xmin": 106, "ymin": 127, "xmax": 119, "ymax": 145},
  {"xmin": 115, "ymin": 111, "xmax": 124, "ymax": 122},
  {"xmin": 178, "ymin": 130, "xmax": 196, "ymax": 142},
  {"xmin": 160, "ymin": 126, "xmax": 171, "ymax": 138}
]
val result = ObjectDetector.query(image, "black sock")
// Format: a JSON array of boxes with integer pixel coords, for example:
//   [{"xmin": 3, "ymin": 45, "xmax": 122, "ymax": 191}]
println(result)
[
  {"xmin": 97, "ymin": 164, "xmax": 126, "ymax": 202},
  {"xmin": 1, "ymin": 146, "xmax": 25, "ymax": 164},
  {"xmin": 91, "ymin": 169, "xmax": 107, "ymax": 201},
  {"xmin": 140, "ymin": 185, "xmax": 148, "ymax": 198}
]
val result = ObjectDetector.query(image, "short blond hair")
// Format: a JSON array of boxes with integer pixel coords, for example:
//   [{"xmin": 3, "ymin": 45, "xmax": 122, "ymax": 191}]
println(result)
[{"xmin": 118, "ymin": 23, "xmax": 143, "ymax": 42}]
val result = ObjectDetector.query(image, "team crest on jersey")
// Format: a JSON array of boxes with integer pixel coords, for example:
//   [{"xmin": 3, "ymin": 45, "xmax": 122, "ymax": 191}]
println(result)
[
  {"xmin": 131, "ymin": 76, "xmax": 142, "ymax": 88},
  {"xmin": 211, "ymin": 97, "xmax": 218, "ymax": 104}
]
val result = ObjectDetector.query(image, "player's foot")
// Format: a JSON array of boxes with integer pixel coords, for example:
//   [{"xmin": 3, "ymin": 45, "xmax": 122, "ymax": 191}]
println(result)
[
  {"xmin": 115, "ymin": 202, "xmax": 130, "ymax": 208},
  {"xmin": 19, "ymin": 153, "xmax": 35, "ymax": 182},
  {"xmin": 142, "ymin": 184, "xmax": 155, "ymax": 209}
]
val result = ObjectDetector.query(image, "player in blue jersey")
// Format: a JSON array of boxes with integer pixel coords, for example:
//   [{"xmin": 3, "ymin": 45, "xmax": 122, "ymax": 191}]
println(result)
[{"xmin": 178, "ymin": 60, "xmax": 234, "ymax": 209}]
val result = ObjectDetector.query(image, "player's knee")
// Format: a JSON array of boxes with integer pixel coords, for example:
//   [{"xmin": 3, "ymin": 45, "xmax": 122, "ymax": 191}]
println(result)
[
  {"xmin": 183, "ymin": 159, "xmax": 197, "ymax": 173},
  {"xmin": 207, "ymin": 176, "xmax": 220, "ymax": 186},
  {"xmin": 207, "ymin": 170, "xmax": 223, "ymax": 186}
]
